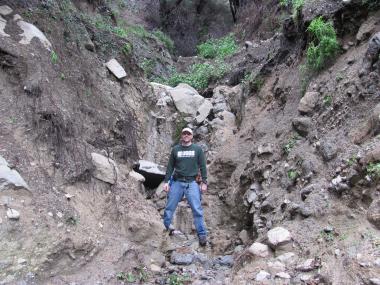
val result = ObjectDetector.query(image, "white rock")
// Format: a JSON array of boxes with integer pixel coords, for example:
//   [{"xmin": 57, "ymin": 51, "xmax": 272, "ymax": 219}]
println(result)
[
  {"xmin": 138, "ymin": 160, "xmax": 165, "ymax": 176},
  {"xmin": 267, "ymin": 227, "xmax": 292, "ymax": 248},
  {"xmin": 129, "ymin": 170, "xmax": 146, "ymax": 182},
  {"xmin": 298, "ymin": 91, "xmax": 319, "ymax": 114},
  {"xmin": 0, "ymin": 217, "xmax": 2, "ymax": 224},
  {"xmin": 256, "ymin": 270, "xmax": 271, "ymax": 281},
  {"xmin": 0, "ymin": 155, "xmax": 29, "ymax": 190},
  {"xmin": 17, "ymin": 258, "xmax": 27, "ymax": 265},
  {"xmin": 0, "ymin": 5, "xmax": 12, "ymax": 16},
  {"xmin": 57, "ymin": 212, "xmax": 63, "ymax": 218},
  {"xmin": 296, "ymin": 258, "xmax": 315, "ymax": 272},
  {"xmin": 17, "ymin": 20, "xmax": 52, "ymax": 50},
  {"xmin": 169, "ymin": 84, "xmax": 204, "ymax": 116},
  {"xmin": 106, "ymin": 59, "xmax": 127, "ymax": 79},
  {"xmin": 48, "ymin": 212, "xmax": 53, "ymax": 217},
  {"xmin": 0, "ymin": 15, "xmax": 9, "ymax": 37},
  {"xmin": 7, "ymin": 208, "xmax": 20, "ymax": 220},
  {"xmin": 258, "ymin": 143, "xmax": 274, "ymax": 155},
  {"xmin": 275, "ymin": 272, "xmax": 291, "ymax": 279},
  {"xmin": 91, "ymin": 153, "xmax": 119, "ymax": 184},
  {"xmin": 370, "ymin": 278, "xmax": 380, "ymax": 285},
  {"xmin": 195, "ymin": 99, "xmax": 212, "ymax": 124},
  {"xmin": 238, "ymin": 230, "xmax": 249, "ymax": 244},
  {"xmin": 248, "ymin": 242, "xmax": 270, "ymax": 257},
  {"xmin": 267, "ymin": 261, "xmax": 286, "ymax": 274},
  {"xmin": 300, "ymin": 274, "xmax": 312, "ymax": 281},
  {"xmin": 150, "ymin": 264, "xmax": 161, "ymax": 272},
  {"xmin": 277, "ymin": 252, "xmax": 297, "ymax": 266},
  {"xmin": 13, "ymin": 14, "xmax": 22, "ymax": 21}
]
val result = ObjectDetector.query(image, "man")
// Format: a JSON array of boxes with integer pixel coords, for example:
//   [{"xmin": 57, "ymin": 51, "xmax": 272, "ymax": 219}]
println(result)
[{"xmin": 162, "ymin": 127, "xmax": 208, "ymax": 246}]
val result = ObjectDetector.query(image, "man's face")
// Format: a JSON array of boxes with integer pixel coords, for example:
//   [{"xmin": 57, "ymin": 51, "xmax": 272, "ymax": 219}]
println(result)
[{"xmin": 181, "ymin": 131, "xmax": 193, "ymax": 143}]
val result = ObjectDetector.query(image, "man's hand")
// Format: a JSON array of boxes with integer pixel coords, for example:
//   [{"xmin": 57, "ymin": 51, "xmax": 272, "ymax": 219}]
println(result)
[
  {"xmin": 200, "ymin": 182, "xmax": 207, "ymax": 193},
  {"xmin": 163, "ymin": 183, "xmax": 170, "ymax": 193}
]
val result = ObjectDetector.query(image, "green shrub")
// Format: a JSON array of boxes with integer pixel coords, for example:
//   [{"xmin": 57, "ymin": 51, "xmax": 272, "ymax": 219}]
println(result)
[
  {"xmin": 162, "ymin": 61, "xmax": 230, "ymax": 90},
  {"xmin": 126, "ymin": 25, "xmax": 150, "ymax": 39},
  {"xmin": 323, "ymin": 95, "xmax": 332, "ymax": 106},
  {"xmin": 366, "ymin": 162, "xmax": 380, "ymax": 179},
  {"xmin": 153, "ymin": 30, "xmax": 175, "ymax": 53},
  {"xmin": 306, "ymin": 17, "xmax": 340, "ymax": 71},
  {"xmin": 50, "ymin": 50, "xmax": 58, "ymax": 64},
  {"xmin": 279, "ymin": 0, "xmax": 304, "ymax": 18},
  {"xmin": 122, "ymin": 42, "xmax": 133, "ymax": 56},
  {"xmin": 197, "ymin": 34, "xmax": 238, "ymax": 59},
  {"xmin": 141, "ymin": 59, "xmax": 156, "ymax": 78},
  {"xmin": 287, "ymin": 169, "xmax": 299, "ymax": 180},
  {"xmin": 283, "ymin": 135, "xmax": 299, "ymax": 154}
]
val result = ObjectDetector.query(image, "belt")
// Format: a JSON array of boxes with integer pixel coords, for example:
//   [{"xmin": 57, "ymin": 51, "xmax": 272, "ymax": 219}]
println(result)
[{"xmin": 173, "ymin": 175, "xmax": 196, "ymax": 182}]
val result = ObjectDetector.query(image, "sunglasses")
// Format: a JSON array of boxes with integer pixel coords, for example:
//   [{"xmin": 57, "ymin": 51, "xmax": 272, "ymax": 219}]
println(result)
[{"xmin": 182, "ymin": 132, "xmax": 192, "ymax": 136}]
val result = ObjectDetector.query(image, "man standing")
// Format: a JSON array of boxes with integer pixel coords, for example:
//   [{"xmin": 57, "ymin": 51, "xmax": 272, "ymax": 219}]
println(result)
[{"xmin": 162, "ymin": 127, "xmax": 208, "ymax": 246}]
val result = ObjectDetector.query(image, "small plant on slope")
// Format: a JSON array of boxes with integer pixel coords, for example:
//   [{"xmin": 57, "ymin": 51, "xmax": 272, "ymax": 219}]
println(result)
[{"xmin": 197, "ymin": 34, "xmax": 238, "ymax": 59}]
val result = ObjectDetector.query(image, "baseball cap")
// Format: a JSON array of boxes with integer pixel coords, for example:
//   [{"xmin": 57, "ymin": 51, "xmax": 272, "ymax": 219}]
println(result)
[{"xmin": 181, "ymin": 127, "xmax": 193, "ymax": 135}]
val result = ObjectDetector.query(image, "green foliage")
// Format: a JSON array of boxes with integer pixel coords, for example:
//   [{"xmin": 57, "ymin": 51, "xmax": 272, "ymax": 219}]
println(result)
[
  {"xmin": 366, "ymin": 162, "xmax": 380, "ymax": 179},
  {"xmin": 126, "ymin": 25, "xmax": 150, "ymax": 39},
  {"xmin": 168, "ymin": 273, "xmax": 191, "ymax": 285},
  {"xmin": 161, "ymin": 61, "xmax": 230, "ymax": 90},
  {"xmin": 287, "ymin": 169, "xmax": 299, "ymax": 180},
  {"xmin": 243, "ymin": 73, "xmax": 265, "ymax": 92},
  {"xmin": 320, "ymin": 230, "xmax": 335, "ymax": 242},
  {"xmin": 122, "ymin": 43, "xmax": 133, "ymax": 56},
  {"xmin": 50, "ymin": 50, "xmax": 58, "ymax": 64},
  {"xmin": 279, "ymin": 0, "xmax": 304, "ymax": 18},
  {"xmin": 197, "ymin": 34, "xmax": 238, "ymax": 59},
  {"xmin": 323, "ymin": 95, "xmax": 332, "ymax": 106},
  {"xmin": 306, "ymin": 17, "xmax": 340, "ymax": 71},
  {"xmin": 153, "ymin": 30, "xmax": 175, "ymax": 53},
  {"xmin": 60, "ymin": 73, "xmax": 65, "ymax": 80},
  {"xmin": 173, "ymin": 116, "xmax": 188, "ymax": 143},
  {"xmin": 141, "ymin": 59, "xmax": 156, "ymax": 78},
  {"xmin": 347, "ymin": 155, "xmax": 358, "ymax": 166},
  {"xmin": 66, "ymin": 216, "xmax": 78, "ymax": 225},
  {"xmin": 283, "ymin": 135, "xmax": 299, "ymax": 154},
  {"xmin": 116, "ymin": 272, "xmax": 127, "ymax": 281}
]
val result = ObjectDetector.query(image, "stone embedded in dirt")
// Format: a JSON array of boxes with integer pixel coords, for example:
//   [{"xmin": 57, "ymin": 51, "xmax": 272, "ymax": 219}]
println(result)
[
  {"xmin": 169, "ymin": 83, "xmax": 204, "ymax": 116},
  {"xmin": 0, "ymin": 5, "xmax": 12, "ymax": 16},
  {"xmin": 17, "ymin": 258, "xmax": 27, "ymax": 265},
  {"xmin": 292, "ymin": 117, "xmax": 312, "ymax": 137},
  {"xmin": 239, "ymin": 229, "xmax": 249, "ymax": 244},
  {"xmin": 0, "ymin": 155, "xmax": 29, "ymax": 191},
  {"xmin": 257, "ymin": 143, "xmax": 274, "ymax": 155},
  {"xmin": 296, "ymin": 258, "xmax": 320, "ymax": 272},
  {"xmin": 248, "ymin": 242, "xmax": 269, "ymax": 257},
  {"xmin": 195, "ymin": 99, "xmax": 212, "ymax": 124},
  {"xmin": 275, "ymin": 272, "xmax": 291, "ymax": 279},
  {"xmin": 317, "ymin": 140, "xmax": 338, "ymax": 161},
  {"xmin": 300, "ymin": 184, "xmax": 315, "ymax": 200},
  {"xmin": 370, "ymin": 278, "xmax": 380, "ymax": 285},
  {"xmin": 367, "ymin": 200, "xmax": 380, "ymax": 229},
  {"xmin": 267, "ymin": 261, "xmax": 286, "ymax": 274},
  {"xmin": 356, "ymin": 15, "xmax": 379, "ymax": 43},
  {"xmin": 256, "ymin": 270, "xmax": 271, "ymax": 281},
  {"xmin": 298, "ymin": 91, "xmax": 319, "ymax": 114},
  {"xmin": 170, "ymin": 251, "xmax": 194, "ymax": 265},
  {"xmin": 267, "ymin": 227, "xmax": 292, "ymax": 248},
  {"xmin": 150, "ymin": 264, "xmax": 161, "ymax": 272},
  {"xmin": 128, "ymin": 170, "xmax": 146, "ymax": 183},
  {"xmin": 105, "ymin": 59, "xmax": 127, "ymax": 79},
  {"xmin": 91, "ymin": 153, "xmax": 119, "ymax": 184},
  {"xmin": 6, "ymin": 208, "xmax": 20, "ymax": 220},
  {"xmin": 214, "ymin": 255, "xmax": 234, "ymax": 267},
  {"xmin": 16, "ymin": 20, "xmax": 52, "ymax": 50}
]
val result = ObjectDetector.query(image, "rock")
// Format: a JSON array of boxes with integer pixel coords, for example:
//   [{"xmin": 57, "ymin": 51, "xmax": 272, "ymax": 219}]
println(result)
[
  {"xmin": 267, "ymin": 227, "xmax": 292, "ymax": 248},
  {"xmin": 170, "ymin": 252, "xmax": 193, "ymax": 265},
  {"xmin": 300, "ymin": 184, "xmax": 315, "ymax": 200},
  {"xmin": 169, "ymin": 84, "xmax": 205, "ymax": 116},
  {"xmin": 258, "ymin": 143, "xmax": 274, "ymax": 155},
  {"xmin": 91, "ymin": 153, "xmax": 119, "ymax": 184},
  {"xmin": 150, "ymin": 264, "xmax": 161, "ymax": 272},
  {"xmin": 317, "ymin": 140, "xmax": 337, "ymax": 161},
  {"xmin": 212, "ymin": 85, "xmax": 243, "ymax": 119},
  {"xmin": 0, "ymin": 5, "xmax": 12, "ymax": 16},
  {"xmin": 6, "ymin": 208, "xmax": 20, "ymax": 220},
  {"xmin": 248, "ymin": 242, "xmax": 270, "ymax": 257},
  {"xmin": 0, "ymin": 15, "xmax": 9, "ymax": 38},
  {"xmin": 275, "ymin": 272, "xmax": 291, "ymax": 279},
  {"xmin": 367, "ymin": 200, "xmax": 380, "ymax": 229},
  {"xmin": 292, "ymin": 117, "xmax": 312, "ymax": 137},
  {"xmin": 296, "ymin": 258, "xmax": 320, "ymax": 272},
  {"xmin": 267, "ymin": 261, "xmax": 286, "ymax": 274},
  {"xmin": 214, "ymin": 255, "xmax": 234, "ymax": 267},
  {"xmin": 298, "ymin": 92, "xmax": 319, "ymax": 114},
  {"xmin": 0, "ymin": 156, "xmax": 29, "ymax": 191},
  {"xmin": 245, "ymin": 41, "xmax": 253, "ymax": 49},
  {"xmin": 246, "ymin": 191, "xmax": 258, "ymax": 204},
  {"xmin": 238, "ymin": 229, "xmax": 249, "ymax": 244},
  {"xmin": 193, "ymin": 253, "xmax": 208, "ymax": 264},
  {"xmin": 370, "ymin": 278, "xmax": 380, "ymax": 285},
  {"xmin": 137, "ymin": 160, "xmax": 166, "ymax": 176},
  {"xmin": 16, "ymin": 20, "xmax": 52, "ymax": 50},
  {"xmin": 128, "ymin": 170, "xmax": 146, "ymax": 182},
  {"xmin": 256, "ymin": 270, "xmax": 271, "ymax": 281},
  {"xmin": 356, "ymin": 15, "xmax": 379, "ymax": 43},
  {"xmin": 105, "ymin": 59, "xmax": 127, "ymax": 79},
  {"xmin": 195, "ymin": 100, "xmax": 212, "ymax": 124},
  {"xmin": 363, "ymin": 32, "xmax": 380, "ymax": 71},
  {"xmin": 17, "ymin": 258, "xmax": 27, "ymax": 265}
]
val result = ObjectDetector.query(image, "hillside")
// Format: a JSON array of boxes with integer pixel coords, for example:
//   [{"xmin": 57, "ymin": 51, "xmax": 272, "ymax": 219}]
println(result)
[{"xmin": 0, "ymin": 0, "xmax": 379, "ymax": 284}]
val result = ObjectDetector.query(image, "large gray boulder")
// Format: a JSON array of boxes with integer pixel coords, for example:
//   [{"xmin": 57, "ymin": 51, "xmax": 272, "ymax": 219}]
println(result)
[
  {"xmin": 195, "ymin": 99, "xmax": 212, "ymax": 124},
  {"xmin": 91, "ymin": 153, "xmax": 119, "ymax": 184},
  {"xmin": 298, "ymin": 92, "xmax": 319, "ymax": 114},
  {"xmin": 0, "ymin": 155, "xmax": 29, "ymax": 191},
  {"xmin": 169, "ymin": 83, "xmax": 205, "ymax": 116},
  {"xmin": 16, "ymin": 20, "xmax": 52, "ymax": 50}
]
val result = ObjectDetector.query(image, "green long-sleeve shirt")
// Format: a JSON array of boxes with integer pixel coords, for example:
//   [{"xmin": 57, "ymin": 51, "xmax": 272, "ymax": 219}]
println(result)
[{"xmin": 164, "ymin": 143, "xmax": 207, "ymax": 183}]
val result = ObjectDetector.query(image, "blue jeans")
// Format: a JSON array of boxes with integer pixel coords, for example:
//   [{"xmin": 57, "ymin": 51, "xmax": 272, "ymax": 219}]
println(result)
[{"xmin": 163, "ymin": 180, "xmax": 207, "ymax": 237}]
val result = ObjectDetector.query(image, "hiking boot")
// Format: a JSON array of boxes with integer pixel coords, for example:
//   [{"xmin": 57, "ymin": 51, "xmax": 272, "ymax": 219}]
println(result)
[
  {"xmin": 199, "ymin": 235, "xmax": 207, "ymax": 247},
  {"xmin": 167, "ymin": 225, "xmax": 175, "ymax": 236}
]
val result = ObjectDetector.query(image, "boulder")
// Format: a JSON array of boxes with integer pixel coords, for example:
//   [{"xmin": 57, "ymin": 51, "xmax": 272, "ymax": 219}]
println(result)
[
  {"xmin": 356, "ymin": 14, "xmax": 380, "ymax": 43},
  {"xmin": 296, "ymin": 258, "xmax": 320, "ymax": 272},
  {"xmin": 170, "ymin": 251, "xmax": 193, "ymax": 265},
  {"xmin": 248, "ymin": 242, "xmax": 270, "ymax": 257},
  {"xmin": 128, "ymin": 170, "xmax": 145, "ymax": 183},
  {"xmin": 317, "ymin": 139, "xmax": 338, "ymax": 161},
  {"xmin": 7, "ymin": 208, "xmax": 20, "ymax": 220},
  {"xmin": 367, "ymin": 200, "xmax": 380, "ymax": 229},
  {"xmin": 363, "ymin": 32, "xmax": 380, "ymax": 71},
  {"xmin": 91, "ymin": 153, "xmax": 119, "ymax": 184},
  {"xmin": 195, "ymin": 99, "xmax": 212, "ymax": 124},
  {"xmin": 239, "ymin": 229, "xmax": 250, "ymax": 244},
  {"xmin": 137, "ymin": 160, "xmax": 165, "ymax": 176},
  {"xmin": 16, "ymin": 20, "xmax": 52, "ymax": 50},
  {"xmin": 0, "ymin": 5, "xmax": 12, "ymax": 16},
  {"xmin": 298, "ymin": 92, "xmax": 319, "ymax": 114},
  {"xmin": 256, "ymin": 270, "xmax": 271, "ymax": 281},
  {"xmin": 0, "ymin": 156, "xmax": 29, "ymax": 191},
  {"xmin": 169, "ymin": 84, "xmax": 205, "ymax": 116},
  {"xmin": 292, "ymin": 117, "xmax": 312, "ymax": 137},
  {"xmin": 267, "ymin": 227, "xmax": 292, "ymax": 248},
  {"xmin": 0, "ymin": 15, "xmax": 9, "ymax": 38},
  {"xmin": 212, "ymin": 85, "xmax": 243, "ymax": 118},
  {"xmin": 105, "ymin": 59, "xmax": 127, "ymax": 79},
  {"xmin": 258, "ymin": 143, "xmax": 274, "ymax": 155}
]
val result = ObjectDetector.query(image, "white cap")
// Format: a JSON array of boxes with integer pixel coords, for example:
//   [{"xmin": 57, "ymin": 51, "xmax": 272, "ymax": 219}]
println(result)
[{"xmin": 181, "ymin": 127, "xmax": 193, "ymax": 135}]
